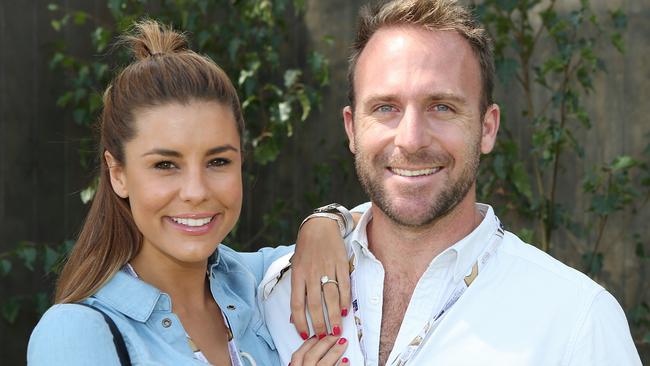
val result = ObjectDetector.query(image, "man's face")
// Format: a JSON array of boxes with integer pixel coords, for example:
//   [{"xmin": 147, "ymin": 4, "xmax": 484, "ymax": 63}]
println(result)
[{"xmin": 343, "ymin": 26, "xmax": 499, "ymax": 227}]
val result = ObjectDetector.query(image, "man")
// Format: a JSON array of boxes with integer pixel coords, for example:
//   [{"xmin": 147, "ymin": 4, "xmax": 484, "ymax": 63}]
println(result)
[{"xmin": 260, "ymin": 0, "xmax": 642, "ymax": 364}]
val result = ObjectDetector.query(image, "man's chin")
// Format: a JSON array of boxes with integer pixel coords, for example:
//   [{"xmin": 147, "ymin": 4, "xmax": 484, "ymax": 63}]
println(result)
[{"xmin": 379, "ymin": 201, "xmax": 439, "ymax": 227}]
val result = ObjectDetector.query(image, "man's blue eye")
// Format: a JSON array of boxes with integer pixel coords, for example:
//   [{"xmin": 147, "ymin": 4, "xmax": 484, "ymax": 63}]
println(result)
[
  {"xmin": 154, "ymin": 161, "xmax": 175, "ymax": 170},
  {"xmin": 377, "ymin": 105, "xmax": 395, "ymax": 112},
  {"xmin": 433, "ymin": 104, "xmax": 451, "ymax": 112}
]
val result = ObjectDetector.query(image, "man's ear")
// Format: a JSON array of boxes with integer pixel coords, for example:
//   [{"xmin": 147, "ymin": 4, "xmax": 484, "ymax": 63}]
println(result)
[
  {"xmin": 480, "ymin": 104, "xmax": 500, "ymax": 154},
  {"xmin": 343, "ymin": 106, "xmax": 356, "ymax": 154},
  {"xmin": 104, "ymin": 150, "xmax": 128, "ymax": 198}
]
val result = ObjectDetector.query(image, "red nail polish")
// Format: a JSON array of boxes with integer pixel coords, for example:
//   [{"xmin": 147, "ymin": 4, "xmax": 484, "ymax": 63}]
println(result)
[
  {"xmin": 341, "ymin": 308, "xmax": 348, "ymax": 316},
  {"xmin": 332, "ymin": 325, "xmax": 341, "ymax": 336},
  {"xmin": 300, "ymin": 332, "xmax": 309, "ymax": 340},
  {"xmin": 338, "ymin": 337, "xmax": 347, "ymax": 345},
  {"xmin": 342, "ymin": 357, "xmax": 349, "ymax": 363},
  {"xmin": 318, "ymin": 332, "xmax": 326, "ymax": 340}
]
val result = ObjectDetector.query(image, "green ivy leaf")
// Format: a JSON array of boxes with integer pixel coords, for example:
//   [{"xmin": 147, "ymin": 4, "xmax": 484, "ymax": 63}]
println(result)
[
  {"xmin": 590, "ymin": 194, "xmax": 617, "ymax": 216},
  {"xmin": 80, "ymin": 182, "xmax": 97, "ymax": 204},
  {"xmin": 1, "ymin": 297, "xmax": 20, "ymax": 324},
  {"xmin": 34, "ymin": 292, "xmax": 50, "ymax": 315},
  {"xmin": 73, "ymin": 11, "xmax": 88, "ymax": 25},
  {"xmin": 278, "ymin": 101, "xmax": 291, "ymax": 123},
  {"xmin": 51, "ymin": 19, "xmax": 62, "ymax": 32},
  {"xmin": 0, "ymin": 259, "xmax": 11, "ymax": 276},
  {"xmin": 43, "ymin": 246, "xmax": 60, "ymax": 273},
  {"xmin": 610, "ymin": 156, "xmax": 637, "ymax": 171},
  {"xmin": 511, "ymin": 162, "xmax": 532, "ymax": 201},
  {"xmin": 283, "ymin": 69, "xmax": 302, "ymax": 88},
  {"xmin": 47, "ymin": 3, "xmax": 59, "ymax": 11},
  {"xmin": 297, "ymin": 91, "xmax": 311, "ymax": 122},
  {"xmin": 17, "ymin": 246, "xmax": 37, "ymax": 271}
]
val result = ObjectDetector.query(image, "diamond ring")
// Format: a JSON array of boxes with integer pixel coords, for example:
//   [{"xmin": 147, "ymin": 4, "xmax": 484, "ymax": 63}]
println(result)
[{"xmin": 320, "ymin": 275, "xmax": 339, "ymax": 288}]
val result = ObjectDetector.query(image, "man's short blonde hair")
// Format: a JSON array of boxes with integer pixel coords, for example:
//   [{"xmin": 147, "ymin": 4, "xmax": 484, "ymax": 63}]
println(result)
[{"xmin": 348, "ymin": 0, "xmax": 495, "ymax": 115}]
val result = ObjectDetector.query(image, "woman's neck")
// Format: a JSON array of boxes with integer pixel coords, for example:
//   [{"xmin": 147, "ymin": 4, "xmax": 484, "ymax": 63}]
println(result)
[{"xmin": 129, "ymin": 249, "xmax": 213, "ymax": 312}]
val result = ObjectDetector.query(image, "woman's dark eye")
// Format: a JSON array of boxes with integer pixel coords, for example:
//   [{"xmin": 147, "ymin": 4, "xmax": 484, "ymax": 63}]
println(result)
[
  {"xmin": 208, "ymin": 158, "xmax": 230, "ymax": 167},
  {"xmin": 154, "ymin": 161, "xmax": 176, "ymax": 170}
]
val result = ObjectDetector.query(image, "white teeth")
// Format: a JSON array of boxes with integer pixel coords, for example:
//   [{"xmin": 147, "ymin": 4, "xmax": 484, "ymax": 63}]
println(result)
[
  {"xmin": 171, "ymin": 216, "xmax": 213, "ymax": 227},
  {"xmin": 391, "ymin": 167, "xmax": 440, "ymax": 177}
]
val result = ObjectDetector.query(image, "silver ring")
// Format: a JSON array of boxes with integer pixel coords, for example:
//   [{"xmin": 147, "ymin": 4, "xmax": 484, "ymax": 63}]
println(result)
[{"xmin": 320, "ymin": 275, "xmax": 339, "ymax": 288}]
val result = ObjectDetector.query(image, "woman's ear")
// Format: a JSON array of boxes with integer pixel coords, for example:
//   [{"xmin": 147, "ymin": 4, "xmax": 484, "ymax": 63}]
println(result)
[{"xmin": 104, "ymin": 150, "xmax": 128, "ymax": 198}]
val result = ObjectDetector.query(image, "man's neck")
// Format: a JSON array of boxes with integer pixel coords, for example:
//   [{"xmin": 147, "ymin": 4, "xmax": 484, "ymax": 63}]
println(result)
[{"xmin": 367, "ymin": 197, "xmax": 482, "ymax": 278}]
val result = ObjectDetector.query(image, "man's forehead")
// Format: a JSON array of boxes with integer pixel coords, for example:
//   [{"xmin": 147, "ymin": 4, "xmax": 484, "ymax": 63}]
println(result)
[{"xmin": 353, "ymin": 26, "xmax": 481, "ymax": 103}]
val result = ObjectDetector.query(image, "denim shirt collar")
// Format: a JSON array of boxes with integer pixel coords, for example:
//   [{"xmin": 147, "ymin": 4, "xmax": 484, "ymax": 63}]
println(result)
[
  {"xmin": 92, "ymin": 270, "xmax": 166, "ymax": 322},
  {"xmin": 92, "ymin": 246, "xmax": 247, "ymax": 329}
]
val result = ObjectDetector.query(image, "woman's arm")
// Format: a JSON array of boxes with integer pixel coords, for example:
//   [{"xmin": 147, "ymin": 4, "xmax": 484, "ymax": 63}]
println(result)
[
  {"xmin": 289, "ymin": 203, "xmax": 366, "ymax": 340},
  {"xmin": 28, "ymin": 304, "xmax": 124, "ymax": 365}
]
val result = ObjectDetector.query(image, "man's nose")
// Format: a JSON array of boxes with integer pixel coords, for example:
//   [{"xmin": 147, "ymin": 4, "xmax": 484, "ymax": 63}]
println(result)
[{"xmin": 394, "ymin": 108, "xmax": 432, "ymax": 154}]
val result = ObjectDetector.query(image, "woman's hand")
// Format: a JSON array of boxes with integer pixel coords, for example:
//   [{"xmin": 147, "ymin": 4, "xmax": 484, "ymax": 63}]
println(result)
[
  {"xmin": 290, "ymin": 336, "xmax": 349, "ymax": 366},
  {"xmin": 291, "ymin": 217, "xmax": 352, "ymax": 340}
]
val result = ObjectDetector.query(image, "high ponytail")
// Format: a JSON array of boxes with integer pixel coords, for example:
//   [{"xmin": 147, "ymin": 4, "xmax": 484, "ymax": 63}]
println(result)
[
  {"xmin": 123, "ymin": 20, "xmax": 188, "ymax": 60},
  {"xmin": 55, "ymin": 20, "xmax": 244, "ymax": 303}
]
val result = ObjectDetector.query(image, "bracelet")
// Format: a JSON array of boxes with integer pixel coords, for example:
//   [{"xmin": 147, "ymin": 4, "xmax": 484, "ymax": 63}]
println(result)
[{"xmin": 299, "ymin": 203, "xmax": 354, "ymax": 238}]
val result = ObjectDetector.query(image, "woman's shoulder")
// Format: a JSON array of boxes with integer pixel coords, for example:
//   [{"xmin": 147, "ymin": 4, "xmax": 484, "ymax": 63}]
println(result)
[{"xmin": 27, "ymin": 303, "xmax": 122, "ymax": 365}]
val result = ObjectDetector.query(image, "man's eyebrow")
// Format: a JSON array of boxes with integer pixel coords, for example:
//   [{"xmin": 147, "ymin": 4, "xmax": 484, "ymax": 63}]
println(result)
[
  {"xmin": 363, "ymin": 93, "xmax": 468, "ymax": 105},
  {"xmin": 363, "ymin": 94, "xmax": 400, "ymax": 105},
  {"xmin": 427, "ymin": 92, "xmax": 468, "ymax": 105},
  {"xmin": 141, "ymin": 145, "xmax": 239, "ymax": 158}
]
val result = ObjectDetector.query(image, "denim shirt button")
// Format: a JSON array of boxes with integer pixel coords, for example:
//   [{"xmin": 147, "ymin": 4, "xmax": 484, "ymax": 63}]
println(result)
[
  {"xmin": 161, "ymin": 318, "xmax": 172, "ymax": 328},
  {"xmin": 227, "ymin": 304, "xmax": 236, "ymax": 310}
]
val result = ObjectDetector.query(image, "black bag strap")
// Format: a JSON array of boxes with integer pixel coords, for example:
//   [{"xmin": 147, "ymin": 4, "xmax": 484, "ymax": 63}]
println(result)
[{"xmin": 77, "ymin": 303, "xmax": 132, "ymax": 366}]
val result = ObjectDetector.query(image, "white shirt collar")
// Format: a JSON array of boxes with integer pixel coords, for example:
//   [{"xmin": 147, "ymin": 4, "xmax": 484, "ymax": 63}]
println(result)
[{"xmin": 347, "ymin": 203, "xmax": 499, "ymax": 282}]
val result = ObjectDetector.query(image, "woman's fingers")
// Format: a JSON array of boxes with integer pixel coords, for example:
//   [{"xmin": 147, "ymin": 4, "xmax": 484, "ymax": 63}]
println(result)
[
  {"xmin": 290, "ymin": 271, "xmax": 310, "ymax": 340},
  {"xmin": 321, "ymin": 277, "xmax": 342, "ymax": 336},
  {"xmin": 306, "ymin": 275, "xmax": 328, "ymax": 338},
  {"xmin": 336, "ymin": 260, "xmax": 352, "ymax": 318},
  {"xmin": 290, "ymin": 335, "xmax": 349, "ymax": 366}
]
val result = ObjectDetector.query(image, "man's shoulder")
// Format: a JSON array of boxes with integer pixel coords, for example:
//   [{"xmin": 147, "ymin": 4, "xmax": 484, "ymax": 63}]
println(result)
[{"xmin": 497, "ymin": 231, "xmax": 604, "ymax": 295}]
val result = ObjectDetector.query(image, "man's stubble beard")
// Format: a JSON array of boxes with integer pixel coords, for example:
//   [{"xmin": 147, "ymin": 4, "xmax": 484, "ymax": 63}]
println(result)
[{"xmin": 354, "ymin": 137, "xmax": 481, "ymax": 228}]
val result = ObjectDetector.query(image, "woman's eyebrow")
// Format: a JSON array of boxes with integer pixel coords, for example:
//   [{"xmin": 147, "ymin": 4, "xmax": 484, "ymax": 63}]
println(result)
[{"xmin": 141, "ymin": 145, "xmax": 239, "ymax": 158}]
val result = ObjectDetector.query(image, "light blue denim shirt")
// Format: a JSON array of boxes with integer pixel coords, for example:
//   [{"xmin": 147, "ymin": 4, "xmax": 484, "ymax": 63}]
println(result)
[{"xmin": 27, "ymin": 244, "xmax": 293, "ymax": 366}]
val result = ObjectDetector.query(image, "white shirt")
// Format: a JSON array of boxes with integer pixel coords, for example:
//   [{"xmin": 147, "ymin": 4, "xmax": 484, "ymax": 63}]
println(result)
[{"xmin": 260, "ymin": 203, "xmax": 641, "ymax": 365}]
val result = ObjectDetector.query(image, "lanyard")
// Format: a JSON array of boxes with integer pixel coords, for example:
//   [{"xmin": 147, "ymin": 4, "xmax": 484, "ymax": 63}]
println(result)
[
  {"xmin": 222, "ymin": 311, "xmax": 246, "ymax": 366},
  {"xmin": 349, "ymin": 216, "xmax": 505, "ymax": 366}
]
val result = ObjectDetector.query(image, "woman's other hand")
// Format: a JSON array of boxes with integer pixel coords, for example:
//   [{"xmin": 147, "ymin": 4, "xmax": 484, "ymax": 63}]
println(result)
[{"xmin": 290, "ymin": 335, "xmax": 349, "ymax": 366}]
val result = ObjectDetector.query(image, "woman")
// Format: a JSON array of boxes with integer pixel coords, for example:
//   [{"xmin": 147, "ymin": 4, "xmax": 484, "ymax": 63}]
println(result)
[{"xmin": 27, "ymin": 21, "xmax": 355, "ymax": 365}]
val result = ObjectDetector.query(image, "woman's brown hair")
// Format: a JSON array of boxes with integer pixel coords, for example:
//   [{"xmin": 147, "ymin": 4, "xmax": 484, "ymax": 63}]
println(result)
[{"xmin": 55, "ymin": 20, "xmax": 244, "ymax": 303}]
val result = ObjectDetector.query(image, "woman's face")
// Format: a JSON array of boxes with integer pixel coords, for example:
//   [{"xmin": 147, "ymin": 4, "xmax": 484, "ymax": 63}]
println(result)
[{"xmin": 106, "ymin": 100, "xmax": 242, "ymax": 266}]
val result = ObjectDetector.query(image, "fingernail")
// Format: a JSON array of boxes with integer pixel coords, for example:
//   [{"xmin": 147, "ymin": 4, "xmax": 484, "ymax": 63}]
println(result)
[
  {"xmin": 318, "ymin": 332, "xmax": 326, "ymax": 340},
  {"xmin": 341, "ymin": 308, "xmax": 348, "ymax": 316},
  {"xmin": 338, "ymin": 337, "xmax": 347, "ymax": 345},
  {"xmin": 332, "ymin": 325, "xmax": 341, "ymax": 336},
  {"xmin": 342, "ymin": 357, "xmax": 349, "ymax": 363},
  {"xmin": 300, "ymin": 332, "xmax": 309, "ymax": 340}
]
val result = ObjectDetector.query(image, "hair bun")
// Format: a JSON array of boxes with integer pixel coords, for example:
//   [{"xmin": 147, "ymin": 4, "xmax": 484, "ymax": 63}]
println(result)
[{"xmin": 124, "ymin": 20, "xmax": 188, "ymax": 60}]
